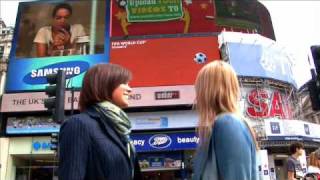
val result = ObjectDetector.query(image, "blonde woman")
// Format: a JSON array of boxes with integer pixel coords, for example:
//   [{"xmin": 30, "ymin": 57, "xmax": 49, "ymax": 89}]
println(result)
[
  {"xmin": 306, "ymin": 149, "xmax": 320, "ymax": 176},
  {"xmin": 193, "ymin": 61, "xmax": 258, "ymax": 180}
]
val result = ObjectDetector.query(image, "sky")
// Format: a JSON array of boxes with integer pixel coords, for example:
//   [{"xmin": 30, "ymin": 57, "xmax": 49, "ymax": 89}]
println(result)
[{"xmin": 1, "ymin": 0, "xmax": 320, "ymax": 88}]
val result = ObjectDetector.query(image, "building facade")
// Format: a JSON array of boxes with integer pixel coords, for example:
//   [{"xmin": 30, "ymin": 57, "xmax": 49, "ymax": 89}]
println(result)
[
  {"xmin": 0, "ymin": 1, "xmax": 319, "ymax": 180},
  {"xmin": 0, "ymin": 19, "xmax": 13, "ymax": 95}
]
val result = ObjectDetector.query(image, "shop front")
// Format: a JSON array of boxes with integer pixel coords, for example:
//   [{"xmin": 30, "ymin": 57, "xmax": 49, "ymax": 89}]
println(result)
[
  {"xmin": 4, "ymin": 137, "xmax": 57, "ymax": 180},
  {"xmin": 131, "ymin": 131, "xmax": 198, "ymax": 180}
]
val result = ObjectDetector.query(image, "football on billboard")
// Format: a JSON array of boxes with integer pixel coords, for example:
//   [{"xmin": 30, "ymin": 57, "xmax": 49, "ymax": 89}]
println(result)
[{"xmin": 194, "ymin": 52, "xmax": 207, "ymax": 64}]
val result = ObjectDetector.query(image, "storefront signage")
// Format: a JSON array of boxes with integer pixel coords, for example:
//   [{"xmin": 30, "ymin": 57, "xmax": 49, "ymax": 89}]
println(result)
[
  {"xmin": 245, "ymin": 89, "xmax": 293, "ymax": 119},
  {"xmin": 32, "ymin": 141, "xmax": 51, "ymax": 151},
  {"xmin": 6, "ymin": 116, "xmax": 60, "ymax": 135},
  {"xmin": 132, "ymin": 116, "xmax": 169, "ymax": 129},
  {"xmin": 131, "ymin": 131, "xmax": 199, "ymax": 152},
  {"xmin": 149, "ymin": 134, "xmax": 172, "ymax": 149},
  {"xmin": 264, "ymin": 119, "xmax": 320, "ymax": 142}
]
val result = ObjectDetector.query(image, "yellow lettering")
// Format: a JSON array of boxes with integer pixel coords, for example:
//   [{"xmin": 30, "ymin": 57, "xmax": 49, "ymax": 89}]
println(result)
[
  {"xmin": 153, "ymin": 7, "xmax": 160, "ymax": 13},
  {"xmin": 141, "ymin": 7, "xmax": 147, "ymax": 14},
  {"xmin": 131, "ymin": 8, "xmax": 137, "ymax": 14}
]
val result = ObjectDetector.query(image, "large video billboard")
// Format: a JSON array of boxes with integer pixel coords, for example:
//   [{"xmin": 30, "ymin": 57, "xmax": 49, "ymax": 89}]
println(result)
[
  {"xmin": 6, "ymin": 0, "xmax": 108, "ymax": 92},
  {"xmin": 110, "ymin": 36, "xmax": 220, "ymax": 87},
  {"xmin": 226, "ymin": 42, "xmax": 297, "ymax": 87},
  {"xmin": 6, "ymin": 0, "xmax": 274, "ymax": 93},
  {"xmin": 111, "ymin": 0, "xmax": 274, "ymax": 39}
]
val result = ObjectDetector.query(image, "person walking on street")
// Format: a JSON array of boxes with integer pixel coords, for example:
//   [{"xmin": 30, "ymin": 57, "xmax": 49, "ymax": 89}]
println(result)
[{"xmin": 287, "ymin": 142, "xmax": 304, "ymax": 180}]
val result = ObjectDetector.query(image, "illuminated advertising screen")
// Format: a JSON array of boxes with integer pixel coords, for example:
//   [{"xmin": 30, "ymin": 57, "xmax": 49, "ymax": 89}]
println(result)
[
  {"xmin": 111, "ymin": 0, "xmax": 274, "ymax": 39},
  {"xmin": 227, "ymin": 42, "xmax": 297, "ymax": 87},
  {"xmin": 215, "ymin": 0, "xmax": 275, "ymax": 39},
  {"xmin": 110, "ymin": 36, "xmax": 220, "ymax": 87},
  {"xmin": 111, "ymin": 0, "xmax": 222, "ymax": 88},
  {"xmin": 6, "ymin": 0, "xmax": 108, "ymax": 92}
]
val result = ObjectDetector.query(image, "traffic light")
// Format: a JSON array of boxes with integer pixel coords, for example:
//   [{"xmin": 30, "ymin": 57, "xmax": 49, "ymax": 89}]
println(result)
[
  {"xmin": 50, "ymin": 133, "xmax": 59, "ymax": 151},
  {"xmin": 311, "ymin": 46, "xmax": 320, "ymax": 74},
  {"xmin": 44, "ymin": 70, "xmax": 66, "ymax": 123},
  {"xmin": 308, "ymin": 79, "xmax": 320, "ymax": 111},
  {"xmin": 309, "ymin": 46, "xmax": 320, "ymax": 111}
]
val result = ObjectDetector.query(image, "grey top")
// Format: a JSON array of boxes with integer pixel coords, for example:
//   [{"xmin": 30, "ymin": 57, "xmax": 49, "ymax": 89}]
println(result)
[{"xmin": 287, "ymin": 156, "xmax": 304, "ymax": 179}]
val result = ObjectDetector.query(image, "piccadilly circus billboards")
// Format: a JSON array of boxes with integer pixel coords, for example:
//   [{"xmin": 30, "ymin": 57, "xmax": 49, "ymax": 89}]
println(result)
[
  {"xmin": 5, "ymin": 0, "xmax": 275, "ymax": 108},
  {"xmin": 218, "ymin": 32, "xmax": 297, "ymax": 87},
  {"xmin": 6, "ymin": 0, "xmax": 108, "ymax": 92}
]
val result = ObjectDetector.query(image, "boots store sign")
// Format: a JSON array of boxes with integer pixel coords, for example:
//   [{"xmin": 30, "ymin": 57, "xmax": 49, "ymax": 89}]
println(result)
[{"xmin": 243, "ymin": 88, "xmax": 293, "ymax": 119}]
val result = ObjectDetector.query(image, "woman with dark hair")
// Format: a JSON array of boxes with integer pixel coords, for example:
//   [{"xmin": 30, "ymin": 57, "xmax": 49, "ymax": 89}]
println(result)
[
  {"xmin": 58, "ymin": 63, "xmax": 141, "ymax": 180},
  {"xmin": 34, "ymin": 3, "xmax": 86, "ymax": 57}
]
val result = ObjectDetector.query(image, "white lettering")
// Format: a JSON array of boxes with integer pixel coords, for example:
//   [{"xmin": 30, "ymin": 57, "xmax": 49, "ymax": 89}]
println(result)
[
  {"xmin": 130, "ymin": 140, "xmax": 145, "ymax": 146},
  {"xmin": 177, "ymin": 136, "xmax": 199, "ymax": 144},
  {"xmin": 30, "ymin": 66, "xmax": 82, "ymax": 78},
  {"xmin": 31, "ymin": 70, "xmax": 37, "ymax": 78}
]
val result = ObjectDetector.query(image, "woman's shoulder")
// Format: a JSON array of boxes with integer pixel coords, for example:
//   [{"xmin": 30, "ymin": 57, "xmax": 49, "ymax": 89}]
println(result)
[
  {"xmin": 215, "ymin": 113, "xmax": 241, "ymax": 123},
  {"xmin": 63, "ymin": 113, "xmax": 96, "ymax": 128},
  {"xmin": 214, "ymin": 113, "xmax": 247, "ymax": 131},
  {"xmin": 308, "ymin": 166, "xmax": 320, "ymax": 174}
]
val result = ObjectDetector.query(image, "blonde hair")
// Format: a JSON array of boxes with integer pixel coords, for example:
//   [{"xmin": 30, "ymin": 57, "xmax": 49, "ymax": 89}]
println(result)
[
  {"xmin": 309, "ymin": 151, "xmax": 320, "ymax": 168},
  {"xmin": 195, "ymin": 61, "xmax": 257, "ymax": 148}
]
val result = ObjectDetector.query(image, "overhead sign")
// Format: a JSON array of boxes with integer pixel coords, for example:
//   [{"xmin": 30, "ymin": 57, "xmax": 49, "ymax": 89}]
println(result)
[
  {"xmin": 130, "ymin": 110, "xmax": 198, "ymax": 130},
  {"xmin": 242, "ymin": 88, "xmax": 293, "ymax": 119},
  {"xmin": 1, "ymin": 85, "xmax": 195, "ymax": 112},
  {"xmin": 264, "ymin": 119, "xmax": 320, "ymax": 142},
  {"xmin": 226, "ymin": 42, "xmax": 297, "ymax": 87},
  {"xmin": 5, "ymin": 110, "xmax": 197, "ymax": 135},
  {"xmin": 130, "ymin": 131, "xmax": 199, "ymax": 152}
]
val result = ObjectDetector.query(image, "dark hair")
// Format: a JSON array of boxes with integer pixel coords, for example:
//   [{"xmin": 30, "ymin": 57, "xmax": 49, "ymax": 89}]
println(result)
[
  {"xmin": 289, "ymin": 142, "xmax": 303, "ymax": 154},
  {"xmin": 52, "ymin": 3, "xmax": 73, "ymax": 17},
  {"xmin": 79, "ymin": 63, "xmax": 132, "ymax": 112}
]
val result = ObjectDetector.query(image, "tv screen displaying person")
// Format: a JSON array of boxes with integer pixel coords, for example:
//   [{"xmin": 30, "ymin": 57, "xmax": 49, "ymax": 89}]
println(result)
[{"xmin": 33, "ymin": 3, "xmax": 86, "ymax": 57}]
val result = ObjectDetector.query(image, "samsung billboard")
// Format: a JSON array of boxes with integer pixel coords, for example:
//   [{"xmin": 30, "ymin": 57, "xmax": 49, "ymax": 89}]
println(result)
[{"xmin": 6, "ymin": 0, "xmax": 109, "ymax": 92}]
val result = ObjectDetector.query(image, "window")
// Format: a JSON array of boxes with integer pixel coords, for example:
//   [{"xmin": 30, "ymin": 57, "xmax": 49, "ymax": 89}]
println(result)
[{"xmin": 0, "ymin": 46, "xmax": 4, "ymax": 58}]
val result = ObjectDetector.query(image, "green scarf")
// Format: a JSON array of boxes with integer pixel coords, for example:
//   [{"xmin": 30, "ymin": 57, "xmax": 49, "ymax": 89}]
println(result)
[
  {"xmin": 95, "ymin": 101, "xmax": 135, "ymax": 178},
  {"xmin": 95, "ymin": 101, "xmax": 132, "ymax": 137}
]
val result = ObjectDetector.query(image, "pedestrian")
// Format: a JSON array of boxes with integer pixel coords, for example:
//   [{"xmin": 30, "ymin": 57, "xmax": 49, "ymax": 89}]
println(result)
[
  {"xmin": 305, "ymin": 149, "xmax": 320, "ymax": 180},
  {"xmin": 287, "ymin": 142, "xmax": 304, "ymax": 180},
  {"xmin": 58, "ymin": 63, "xmax": 141, "ymax": 180},
  {"xmin": 193, "ymin": 60, "xmax": 258, "ymax": 180}
]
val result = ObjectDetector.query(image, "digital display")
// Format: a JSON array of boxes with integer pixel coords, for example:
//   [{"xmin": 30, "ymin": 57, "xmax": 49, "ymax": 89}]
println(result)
[{"xmin": 6, "ymin": 0, "xmax": 108, "ymax": 92}]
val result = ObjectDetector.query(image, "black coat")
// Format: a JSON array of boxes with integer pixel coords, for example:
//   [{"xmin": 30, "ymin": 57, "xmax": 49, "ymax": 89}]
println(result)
[{"xmin": 58, "ymin": 107, "xmax": 142, "ymax": 180}]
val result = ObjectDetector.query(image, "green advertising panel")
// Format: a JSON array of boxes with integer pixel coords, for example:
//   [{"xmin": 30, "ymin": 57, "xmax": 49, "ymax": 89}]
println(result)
[{"xmin": 127, "ymin": 0, "xmax": 183, "ymax": 22}]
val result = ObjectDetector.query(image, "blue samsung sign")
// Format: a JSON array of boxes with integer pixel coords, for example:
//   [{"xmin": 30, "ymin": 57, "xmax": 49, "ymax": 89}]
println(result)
[
  {"xmin": 23, "ymin": 61, "xmax": 89, "ymax": 84},
  {"xmin": 131, "ymin": 131, "xmax": 199, "ymax": 152}
]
